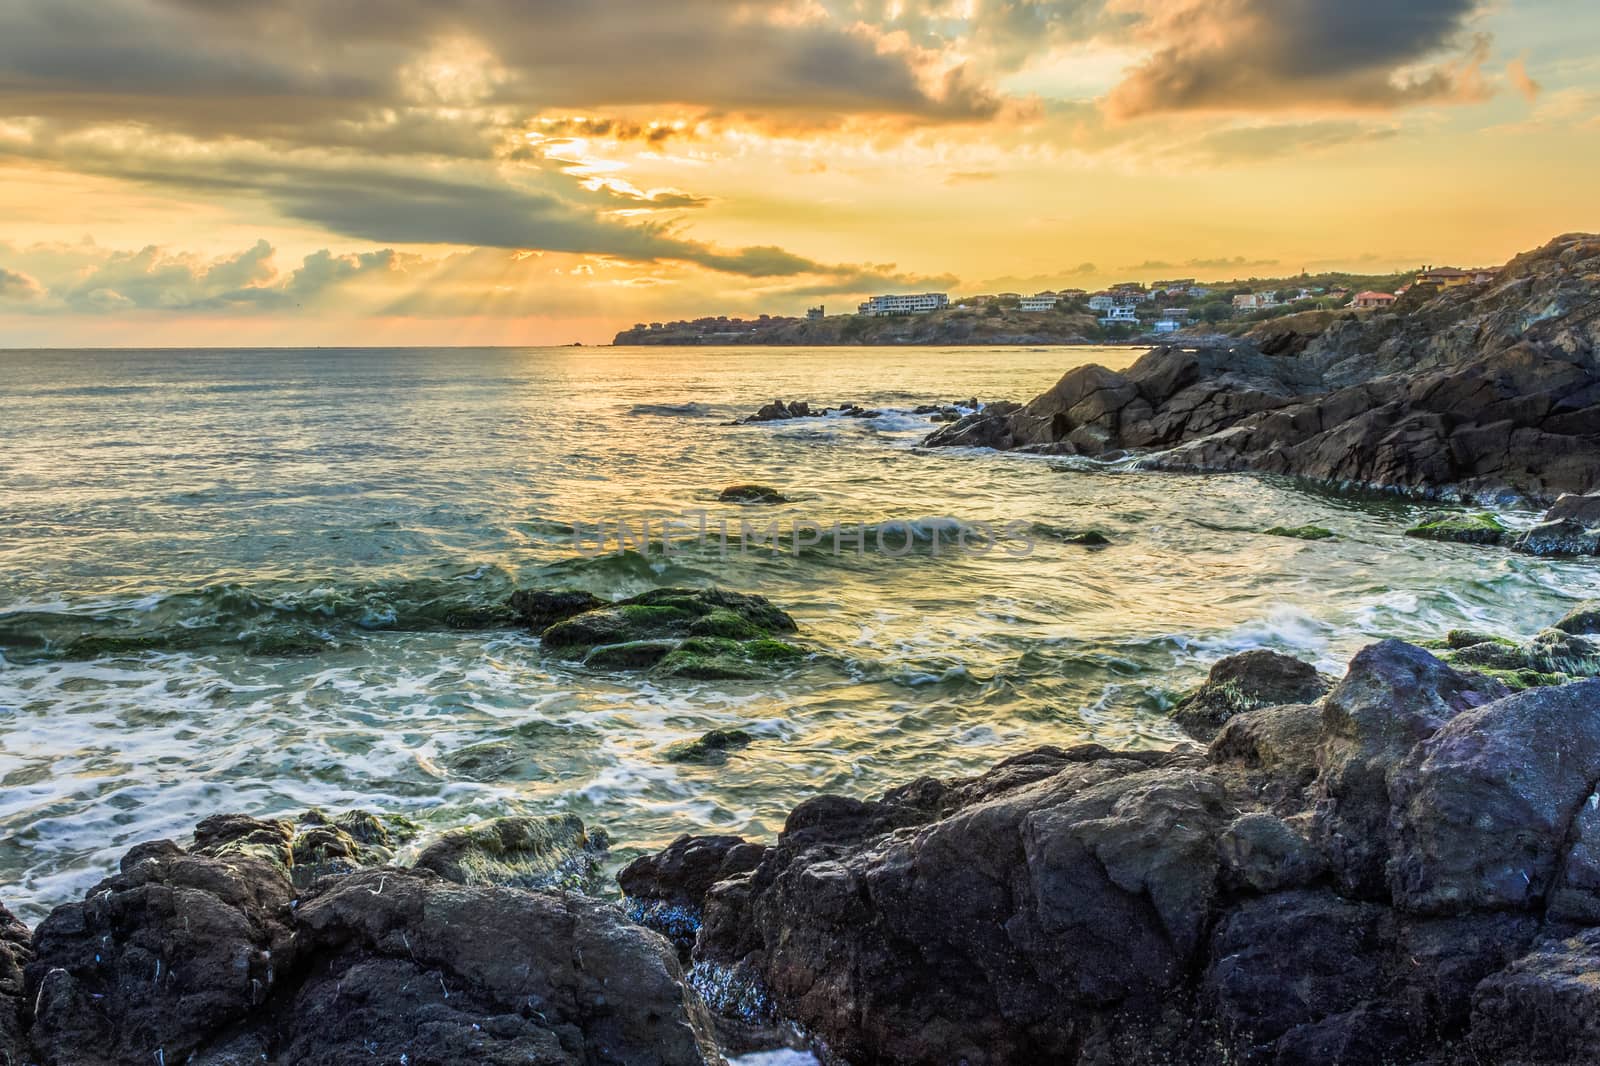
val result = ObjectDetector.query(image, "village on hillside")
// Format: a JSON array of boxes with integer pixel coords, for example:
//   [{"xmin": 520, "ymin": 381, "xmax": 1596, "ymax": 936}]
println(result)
[{"xmin": 614, "ymin": 263, "xmax": 1500, "ymax": 346}]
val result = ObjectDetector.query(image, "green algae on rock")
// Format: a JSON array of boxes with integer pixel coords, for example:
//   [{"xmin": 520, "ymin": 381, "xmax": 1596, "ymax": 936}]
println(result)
[
  {"xmin": 410, "ymin": 813, "xmax": 608, "ymax": 892},
  {"xmin": 1403, "ymin": 511, "xmax": 1508, "ymax": 546},
  {"xmin": 665, "ymin": 727, "xmax": 755, "ymax": 764},
  {"xmin": 1263, "ymin": 525, "xmax": 1335, "ymax": 540},
  {"xmin": 521, "ymin": 586, "xmax": 804, "ymax": 680}
]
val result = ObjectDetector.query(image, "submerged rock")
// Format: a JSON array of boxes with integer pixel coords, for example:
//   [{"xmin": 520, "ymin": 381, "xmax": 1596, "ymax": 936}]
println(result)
[
  {"xmin": 717, "ymin": 484, "xmax": 789, "ymax": 504},
  {"xmin": 665, "ymin": 727, "xmax": 755, "ymax": 764},
  {"xmin": 1403, "ymin": 510, "xmax": 1508, "ymax": 545},
  {"xmin": 1171, "ymin": 649, "xmax": 1332, "ymax": 740},
  {"xmin": 1061, "ymin": 530, "xmax": 1111, "ymax": 546},
  {"xmin": 520, "ymin": 586, "xmax": 805, "ymax": 681},
  {"xmin": 1263, "ymin": 524, "xmax": 1336, "ymax": 540},
  {"xmin": 1516, "ymin": 494, "xmax": 1600, "ymax": 556},
  {"xmin": 411, "ymin": 813, "xmax": 608, "ymax": 892}
]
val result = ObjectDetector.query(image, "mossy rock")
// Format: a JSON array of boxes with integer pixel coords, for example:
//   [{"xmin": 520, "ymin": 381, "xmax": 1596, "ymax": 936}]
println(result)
[
  {"xmin": 535, "ymin": 586, "xmax": 798, "ymax": 657},
  {"xmin": 1556, "ymin": 601, "xmax": 1600, "ymax": 636},
  {"xmin": 1403, "ymin": 511, "xmax": 1507, "ymax": 546},
  {"xmin": 653, "ymin": 636, "xmax": 804, "ymax": 681},
  {"xmin": 719, "ymin": 484, "xmax": 789, "ymax": 504},
  {"xmin": 1263, "ymin": 525, "xmax": 1335, "ymax": 541},
  {"xmin": 583, "ymin": 639, "xmax": 678, "ymax": 670},
  {"xmin": 665, "ymin": 728, "xmax": 754, "ymax": 764},
  {"xmin": 1444, "ymin": 629, "xmax": 1518, "ymax": 650},
  {"xmin": 411, "ymin": 813, "xmax": 608, "ymax": 891},
  {"xmin": 688, "ymin": 607, "xmax": 766, "ymax": 640}
]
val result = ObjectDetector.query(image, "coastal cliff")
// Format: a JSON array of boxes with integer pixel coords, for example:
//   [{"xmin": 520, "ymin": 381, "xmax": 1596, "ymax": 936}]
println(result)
[{"xmin": 923, "ymin": 233, "xmax": 1600, "ymax": 506}]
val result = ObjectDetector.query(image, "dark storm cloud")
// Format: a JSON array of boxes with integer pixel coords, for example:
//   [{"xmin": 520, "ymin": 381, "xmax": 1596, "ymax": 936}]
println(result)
[
  {"xmin": 1106, "ymin": 0, "xmax": 1491, "ymax": 118},
  {"xmin": 0, "ymin": 0, "xmax": 1000, "ymax": 137}
]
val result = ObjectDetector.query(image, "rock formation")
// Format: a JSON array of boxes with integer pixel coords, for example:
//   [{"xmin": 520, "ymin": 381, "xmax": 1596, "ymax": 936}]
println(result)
[
  {"xmin": 623, "ymin": 633, "xmax": 1600, "ymax": 1065},
  {"xmin": 925, "ymin": 234, "xmax": 1600, "ymax": 506}
]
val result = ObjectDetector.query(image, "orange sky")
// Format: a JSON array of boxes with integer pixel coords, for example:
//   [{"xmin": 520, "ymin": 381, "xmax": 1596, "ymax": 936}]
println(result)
[{"xmin": 0, "ymin": 0, "xmax": 1596, "ymax": 346}]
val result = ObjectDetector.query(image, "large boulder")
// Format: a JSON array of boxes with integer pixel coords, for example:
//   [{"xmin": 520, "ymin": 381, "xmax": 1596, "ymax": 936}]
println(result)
[
  {"xmin": 285, "ymin": 869, "xmax": 719, "ymax": 1066},
  {"xmin": 1171, "ymin": 649, "xmax": 1331, "ymax": 740},
  {"xmin": 1387, "ymin": 680, "xmax": 1600, "ymax": 913},
  {"xmin": 1471, "ymin": 929, "xmax": 1600, "ymax": 1063},
  {"xmin": 24, "ymin": 841, "xmax": 298, "ymax": 1066},
  {"xmin": 1310, "ymin": 640, "xmax": 1507, "ymax": 896},
  {"xmin": 23, "ymin": 825, "xmax": 721, "ymax": 1066},
  {"xmin": 1516, "ymin": 493, "xmax": 1600, "ymax": 556}
]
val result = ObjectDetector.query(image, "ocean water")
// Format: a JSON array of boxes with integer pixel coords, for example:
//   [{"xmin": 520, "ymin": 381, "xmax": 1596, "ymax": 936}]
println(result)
[{"xmin": 2, "ymin": 344, "xmax": 1597, "ymax": 923}]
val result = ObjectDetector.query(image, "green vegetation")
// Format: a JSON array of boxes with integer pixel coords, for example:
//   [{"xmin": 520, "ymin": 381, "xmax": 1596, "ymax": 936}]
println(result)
[
  {"xmin": 1263, "ymin": 525, "xmax": 1336, "ymax": 540},
  {"xmin": 1403, "ymin": 512, "xmax": 1508, "ymax": 546}
]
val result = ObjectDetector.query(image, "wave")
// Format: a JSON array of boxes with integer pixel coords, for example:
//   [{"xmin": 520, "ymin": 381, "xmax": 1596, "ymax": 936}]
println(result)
[
  {"xmin": 0, "ymin": 566, "xmax": 523, "ymax": 663},
  {"xmin": 626, "ymin": 402, "xmax": 715, "ymax": 418}
]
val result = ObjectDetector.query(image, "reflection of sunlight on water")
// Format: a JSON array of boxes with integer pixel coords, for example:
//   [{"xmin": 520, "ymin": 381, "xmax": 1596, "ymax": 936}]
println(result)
[{"xmin": 3, "ymin": 344, "xmax": 1600, "ymax": 921}]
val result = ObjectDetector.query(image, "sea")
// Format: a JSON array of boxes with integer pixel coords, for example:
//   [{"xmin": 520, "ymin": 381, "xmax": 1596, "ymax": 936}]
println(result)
[{"xmin": 2, "ymin": 344, "xmax": 1595, "ymax": 923}]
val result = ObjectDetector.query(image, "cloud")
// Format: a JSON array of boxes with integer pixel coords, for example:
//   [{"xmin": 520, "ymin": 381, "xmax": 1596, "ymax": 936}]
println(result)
[
  {"xmin": 1507, "ymin": 58, "xmax": 1542, "ymax": 102},
  {"xmin": 0, "ymin": 0, "xmax": 1003, "ymax": 141},
  {"xmin": 0, "ymin": 266, "xmax": 45, "ymax": 301},
  {"xmin": 1103, "ymin": 0, "xmax": 1495, "ymax": 118},
  {"xmin": 0, "ymin": 239, "xmax": 406, "ymax": 313},
  {"xmin": 1122, "ymin": 255, "xmax": 1281, "ymax": 273},
  {"xmin": 1176, "ymin": 120, "xmax": 1402, "ymax": 163}
]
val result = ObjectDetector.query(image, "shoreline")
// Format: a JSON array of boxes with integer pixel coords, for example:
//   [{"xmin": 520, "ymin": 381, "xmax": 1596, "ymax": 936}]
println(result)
[{"xmin": 6, "ymin": 601, "xmax": 1600, "ymax": 1065}]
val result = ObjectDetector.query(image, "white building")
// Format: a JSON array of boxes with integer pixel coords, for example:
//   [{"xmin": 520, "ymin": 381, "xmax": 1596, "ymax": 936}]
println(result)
[
  {"xmin": 857, "ymin": 293, "xmax": 950, "ymax": 317},
  {"xmin": 1153, "ymin": 319, "xmax": 1182, "ymax": 333},
  {"xmin": 1088, "ymin": 294, "xmax": 1116, "ymax": 311},
  {"xmin": 1099, "ymin": 306, "xmax": 1139, "ymax": 326},
  {"xmin": 1019, "ymin": 294, "xmax": 1060, "ymax": 312}
]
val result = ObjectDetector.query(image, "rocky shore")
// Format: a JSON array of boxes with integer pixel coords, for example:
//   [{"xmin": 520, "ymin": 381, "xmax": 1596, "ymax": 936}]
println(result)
[
  {"xmin": 5, "ymin": 597, "xmax": 1600, "ymax": 1064},
  {"xmin": 922, "ymin": 233, "xmax": 1600, "ymax": 509}
]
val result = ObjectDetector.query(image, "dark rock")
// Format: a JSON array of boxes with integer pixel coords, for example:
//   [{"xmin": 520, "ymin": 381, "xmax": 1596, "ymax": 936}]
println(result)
[
  {"xmin": 1556, "ymin": 600, "xmax": 1600, "ymax": 635},
  {"xmin": 1388, "ymin": 680, "xmax": 1600, "ymax": 913},
  {"xmin": 0, "ymin": 903, "xmax": 30, "ymax": 1066},
  {"xmin": 921, "ymin": 235, "xmax": 1600, "ymax": 504},
  {"xmin": 1311, "ymin": 640, "xmax": 1507, "ymax": 896},
  {"xmin": 1172, "ymin": 649, "xmax": 1332, "ymax": 741},
  {"xmin": 1471, "ymin": 929, "xmax": 1600, "ymax": 1063},
  {"xmin": 189, "ymin": 809, "xmax": 404, "ymax": 888},
  {"xmin": 741, "ymin": 399, "xmax": 809, "ymax": 423},
  {"xmin": 718, "ymin": 484, "xmax": 789, "ymax": 504},
  {"xmin": 25, "ymin": 845, "xmax": 296, "ymax": 1066},
  {"xmin": 619, "ymin": 834, "xmax": 767, "ymax": 953},
  {"xmin": 509, "ymin": 588, "xmax": 606, "ymax": 631},
  {"xmin": 1263, "ymin": 524, "xmax": 1335, "ymax": 540},
  {"xmin": 665, "ymin": 728, "xmax": 755, "ymax": 764},
  {"xmin": 1515, "ymin": 493, "xmax": 1600, "ymax": 557},
  {"xmin": 23, "ymin": 827, "xmax": 720, "ymax": 1066},
  {"xmin": 1062, "ymin": 530, "xmax": 1111, "ymax": 546},
  {"xmin": 1216, "ymin": 813, "xmax": 1326, "ymax": 893},
  {"xmin": 287, "ymin": 869, "xmax": 719, "ymax": 1066},
  {"xmin": 411, "ymin": 813, "xmax": 609, "ymax": 891},
  {"xmin": 1202, "ymin": 890, "xmax": 1391, "ymax": 1052}
]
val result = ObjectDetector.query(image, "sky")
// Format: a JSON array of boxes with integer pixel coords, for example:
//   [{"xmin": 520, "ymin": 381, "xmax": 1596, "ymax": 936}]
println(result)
[{"xmin": 0, "ymin": 0, "xmax": 1596, "ymax": 347}]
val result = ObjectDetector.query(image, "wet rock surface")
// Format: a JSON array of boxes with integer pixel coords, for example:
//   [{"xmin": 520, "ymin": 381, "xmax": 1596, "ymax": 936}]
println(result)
[
  {"xmin": 619, "ymin": 614, "xmax": 1600, "ymax": 1065},
  {"xmin": 924, "ymin": 234, "xmax": 1600, "ymax": 505},
  {"xmin": 13, "ymin": 816, "xmax": 719, "ymax": 1066},
  {"xmin": 1171, "ymin": 648, "xmax": 1333, "ymax": 740},
  {"xmin": 520, "ymin": 586, "xmax": 804, "ymax": 680}
]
